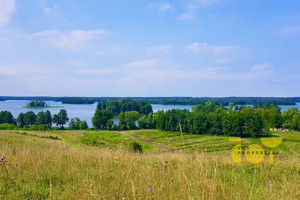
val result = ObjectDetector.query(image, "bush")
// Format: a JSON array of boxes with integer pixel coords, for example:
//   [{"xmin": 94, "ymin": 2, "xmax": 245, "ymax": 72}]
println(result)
[
  {"xmin": 130, "ymin": 141, "xmax": 143, "ymax": 153},
  {"xmin": 0, "ymin": 123, "xmax": 17, "ymax": 130},
  {"xmin": 29, "ymin": 124, "xmax": 50, "ymax": 131}
]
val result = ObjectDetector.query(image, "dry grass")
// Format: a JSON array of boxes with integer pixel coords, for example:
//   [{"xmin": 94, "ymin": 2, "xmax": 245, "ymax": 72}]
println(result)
[{"xmin": 0, "ymin": 131, "xmax": 299, "ymax": 199}]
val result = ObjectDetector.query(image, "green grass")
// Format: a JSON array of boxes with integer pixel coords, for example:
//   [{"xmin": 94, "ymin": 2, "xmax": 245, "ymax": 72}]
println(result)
[
  {"xmin": 0, "ymin": 129, "xmax": 299, "ymax": 199},
  {"xmin": 80, "ymin": 131, "xmax": 157, "ymax": 151}
]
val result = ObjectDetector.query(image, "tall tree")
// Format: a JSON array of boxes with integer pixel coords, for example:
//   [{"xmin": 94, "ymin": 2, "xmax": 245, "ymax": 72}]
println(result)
[
  {"xmin": 80, "ymin": 120, "xmax": 88, "ymax": 130},
  {"xmin": 92, "ymin": 109, "xmax": 113, "ymax": 129},
  {"xmin": 124, "ymin": 111, "xmax": 140, "ymax": 129},
  {"xmin": 44, "ymin": 110, "xmax": 52, "ymax": 127},
  {"xmin": 69, "ymin": 118, "xmax": 81, "ymax": 129},
  {"xmin": 17, "ymin": 112, "xmax": 25, "ymax": 127},
  {"xmin": 118, "ymin": 112, "xmax": 127, "ymax": 130},
  {"xmin": 53, "ymin": 109, "xmax": 69, "ymax": 128},
  {"xmin": 36, "ymin": 111, "xmax": 45, "ymax": 125},
  {"xmin": 24, "ymin": 111, "xmax": 37, "ymax": 126}
]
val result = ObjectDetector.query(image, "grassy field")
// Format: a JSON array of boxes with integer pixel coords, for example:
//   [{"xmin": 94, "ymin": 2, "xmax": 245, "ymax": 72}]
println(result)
[{"xmin": 0, "ymin": 129, "xmax": 299, "ymax": 199}]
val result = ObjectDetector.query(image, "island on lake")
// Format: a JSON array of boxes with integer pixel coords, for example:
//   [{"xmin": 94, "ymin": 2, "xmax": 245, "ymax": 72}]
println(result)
[{"xmin": 23, "ymin": 100, "xmax": 64, "ymax": 108}]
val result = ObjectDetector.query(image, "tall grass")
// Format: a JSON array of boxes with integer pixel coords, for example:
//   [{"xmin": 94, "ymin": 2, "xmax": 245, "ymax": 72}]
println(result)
[{"xmin": 0, "ymin": 131, "xmax": 299, "ymax": 199}]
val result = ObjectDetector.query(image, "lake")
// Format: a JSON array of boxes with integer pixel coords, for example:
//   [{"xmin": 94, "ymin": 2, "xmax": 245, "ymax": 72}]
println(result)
[{"xmin": 0, "ymin": 100, "xmax": 299, "ymax": 127}]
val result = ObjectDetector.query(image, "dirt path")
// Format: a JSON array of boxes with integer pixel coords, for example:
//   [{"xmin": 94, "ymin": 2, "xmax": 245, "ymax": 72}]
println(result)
[{"xmin": 116, "ymin": 131, "xmax": 175, "ymax": 151}]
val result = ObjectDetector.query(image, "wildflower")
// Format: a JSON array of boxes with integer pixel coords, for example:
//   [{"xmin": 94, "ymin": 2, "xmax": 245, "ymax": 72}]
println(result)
[
  {"xmin": 122, "ymin": 198, "xmax": 125, "ymax": 200},
  {"xmin": 165, "ymin": 161, "xmax": 168, "ymax": 164},
  {"xmin": 267, "ymin": 189, "xmax": 269, "ymax": 193},
  {"xmin": 171, "ymin": 179, "xmax": 174, "ymax": 183},
  {"xmin": 1, "ymin": 155, "xmax": 5, "ymax": 160},
  {"xmin": 148, "ymin": 188, "xmax": 152, "ymax": 192},
  {"xmin": 12, "ymin": 177, "xmax": 16, "ymax": 180},
  {"xmin": 3, "ymin": 159, "xmax": 6, "ymax": 163},
  {"xmin": 114, "ymin": 156, "xmax": 120, "ymax": 163}
]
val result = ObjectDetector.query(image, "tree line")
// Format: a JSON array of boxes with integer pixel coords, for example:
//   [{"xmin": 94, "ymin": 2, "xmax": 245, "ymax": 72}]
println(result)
[
  {"xmin": 96, "ymin": 99, "xmax": 153, "ymax": 115},
  {"xmin": 61, "ymin": 98, "xmax": 95, "ymax": 104},
  {"xmin": 1, "ymin": 96, "xmax": 298, "ymax": 105},
  {"xmin": 0, "ymin": 109, "xmax": 88, "ymax": 130},
  {"xmin": 1, "ymin": 101, "xmax": 299, "ymax": 136},
  {"xmin": 91, "ymin": 101, "xmax": 300, "ymax": 137}
]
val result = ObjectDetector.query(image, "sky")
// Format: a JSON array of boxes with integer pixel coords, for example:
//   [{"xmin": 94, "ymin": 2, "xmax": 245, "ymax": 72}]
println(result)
[{"xmin": 0, "ymin": 0, "xmax": 300, "ymax": 97}]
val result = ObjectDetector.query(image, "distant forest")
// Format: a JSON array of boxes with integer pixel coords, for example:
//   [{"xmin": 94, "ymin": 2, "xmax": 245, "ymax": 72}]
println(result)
[{"xmin": 0, "ymin": 96, "xmax": 299, "ymax": 105}]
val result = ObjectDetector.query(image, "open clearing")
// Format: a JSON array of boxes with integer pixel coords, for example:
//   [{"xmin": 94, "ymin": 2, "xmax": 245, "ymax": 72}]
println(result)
[{"xmin": 0, "ymin": 129, "xmax": 299, "ymax": 199}]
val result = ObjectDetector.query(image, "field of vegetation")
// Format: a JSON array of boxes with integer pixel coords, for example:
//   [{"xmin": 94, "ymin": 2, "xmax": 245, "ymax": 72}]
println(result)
[{"xmin": 0, "ymin": 129, "xmax": 299, "ymax": 199}]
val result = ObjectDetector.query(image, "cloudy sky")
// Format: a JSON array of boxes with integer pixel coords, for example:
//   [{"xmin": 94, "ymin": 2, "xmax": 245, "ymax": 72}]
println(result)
[{"xmin": 0, "ymin": 0, "xmax": 299, "ymax": 97}]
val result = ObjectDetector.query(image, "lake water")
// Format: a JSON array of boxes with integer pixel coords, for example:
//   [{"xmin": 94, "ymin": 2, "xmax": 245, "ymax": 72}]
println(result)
[{"xmin": 0, "ymin": 100, "xmax": 299, "ymax": 127}]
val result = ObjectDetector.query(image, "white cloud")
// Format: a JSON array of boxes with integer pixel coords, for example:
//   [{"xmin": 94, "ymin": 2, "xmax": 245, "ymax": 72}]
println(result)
[
  {"xmin": 30, "ymin": 29, "xmax": 108, "ymax": 51},
  {"xmin": 118, "ymin": 63, "xmax": 273, "ymax": 86},
  {"xmin": 186, "ymin": 0, "xmax": 219, "ymax": 10},
  {"xmin": 179, "ymin": 0, "xmax": 219, "ymax": 21},
  {"xmin": 148, "ymin": 2, "xmax": 172, "ymax": 12},
  {"xmin": 76, "ymin": 68, "xmax": 118, "ymax": 75},
  {"xmin": 186, "ymin": 42, "xmax": 235, "ymax": 54},
  {"xmin": 0, "ymin": 63, "xmax": 51, "ymax": 77},
  {"xmin": 278, "ymin": 26, "xmax": 300, "ymax": 35},
  {"xmin": 0, "ymin": 0, "xmax": 15, "ymax": 26},
  {"xmin": 160, "ymin": 4, "xmax": 172, "ymax": 11},
  {"xmin": 125, "ymin": 59, "xmax": 162, "ymax": 68},
  {"xmin": 178, "ymin": 13, "xmax": 195, "ymax": 21},
  {"xmin": 146, "ymin": 45, "xmax": 173, "ymax": 54},
  {"xmin": 44, "ymin": 5, "xmax": 61, "ymax": 17}
]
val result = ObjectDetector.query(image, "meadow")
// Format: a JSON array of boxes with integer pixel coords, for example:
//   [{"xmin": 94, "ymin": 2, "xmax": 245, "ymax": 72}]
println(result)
[{"xmin": 0, "ymin": 129, "xmax": 299, "ymax": 199}]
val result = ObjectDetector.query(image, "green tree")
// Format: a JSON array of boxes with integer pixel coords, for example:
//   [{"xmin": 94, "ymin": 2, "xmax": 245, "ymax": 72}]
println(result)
[
  {"xmin": 124, "ymin": 111, "xmax": 140, "ymax": 129},
  {"xmin": 36, "ymin": 111, "xmax": 45, "ymax": 125},
  {"xmin": 146, "ymin": 113, "xmax": 155, "ymax": 129},
  {"xmin": 118, "ymin": 112, "xmax": 127, "ymax": 130},
  {"xmin": 79, "ymin": 120, "xmax": 88, "ymax": 130},
  {"xmin": 106, "ymin": 119, "xmax": 114, "ymax": 130},
  {"xmin": 44, "ymin": 110, "xmax": 52, "ymax": 127},
  {"xmin": 53, "ymin": 109, "xmax": 69, "ymax": 128},
  {"xmin": 291, "ymin": 114, "xmax": 300, "ymax": 130},
  {"xmin": 154, "ymin": 110, "xmax": 165, "ymax": 130},
  {"xmin": 138, "ymin": 115, "xmax": 147, "ymax": 129},
  {"xmin": 0, "ymin": 111, "xmax": 15, "ymax": 124},
  {"xmin": 282, "ymin": 107, "xmax": 299, "ymax": 129},
  {"xmin": 92, "ymin": 109, "xmax": 113, "ymax": 129},
  {"xmin": 17, "ymin": 112, "xmax": 25, "ymax": 127},
  {"xmin": 24, "ymin": 111, "xmax": 37, "ymax": 126},
  {"xmin": 69, "ymin": 118, "xmax": 81, "ymax": 129}
]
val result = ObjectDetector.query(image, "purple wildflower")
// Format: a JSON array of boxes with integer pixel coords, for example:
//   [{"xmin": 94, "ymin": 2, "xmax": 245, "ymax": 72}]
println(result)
[
  {"xmin": 148, "ymin": 188, "xmax": 152, "ymax": 192},
  {"xmin": 3, "ymin": 159, "xmax": 6, "ymax": 163},
  {"xmin": 165, "ymin": 161, "xmax": 168, "ymax": 164},
  {"xmin": 12, "ymin": 177, "xmax": 16, "ymax": 180},
  {"xmin": 1, "ymin": 155, "xmax": 5, "ymax": 160},
  {"xmin": 267, "ymin": 189, "xmax": 269, "ymax": 193}
]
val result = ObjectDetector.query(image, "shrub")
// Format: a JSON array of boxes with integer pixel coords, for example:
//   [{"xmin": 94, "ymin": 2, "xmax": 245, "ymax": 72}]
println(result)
[
  {"xmin": 29, "ymin": 124, "xmax": 50, "ymax": 131},
  {"xmin": 130, "ymin": 141, "xmax": 143, "ymax": 153},
  {"xmin": 0, "ymin": 123, "xmax": 18, "ymax": 130}
]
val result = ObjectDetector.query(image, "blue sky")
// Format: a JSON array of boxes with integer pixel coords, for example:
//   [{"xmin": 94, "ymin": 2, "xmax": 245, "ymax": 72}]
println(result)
[{"xmin": 0, "ymin": 0, "xmax": 299, "ymax": 97}]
